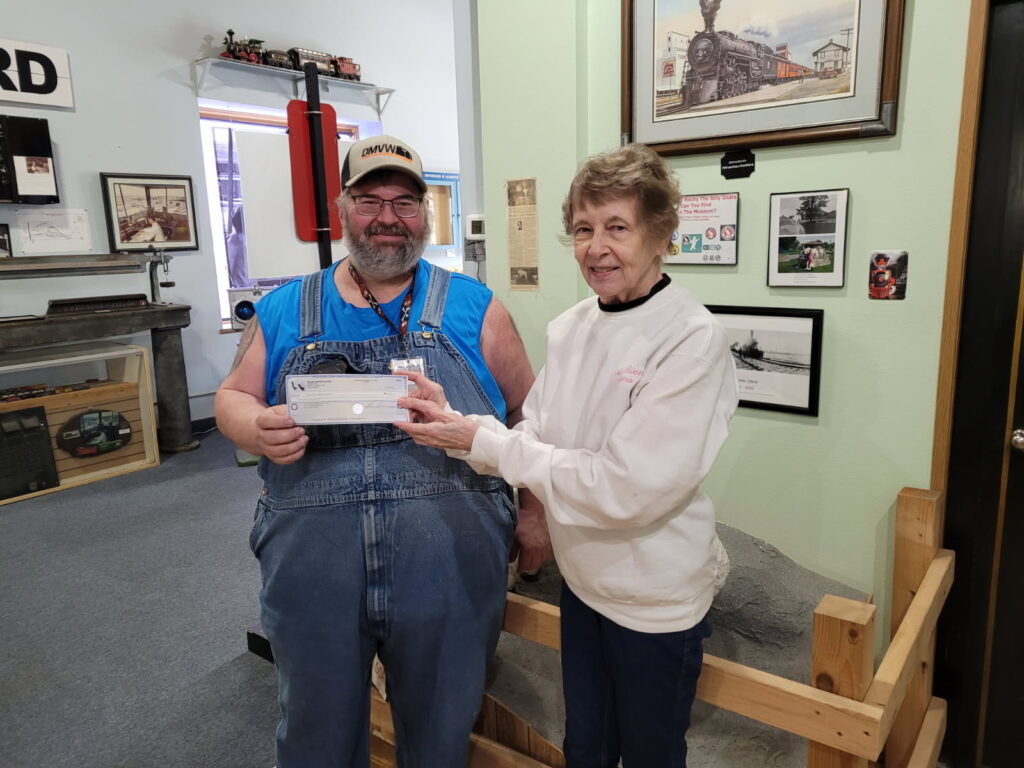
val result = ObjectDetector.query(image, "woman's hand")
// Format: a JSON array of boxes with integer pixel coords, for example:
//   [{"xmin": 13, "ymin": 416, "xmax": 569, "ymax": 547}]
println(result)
[
  {"xmin": 395, "ymin": 370, "xmax": 448, "ymax": 409},
  {"xmin": 395, "ymin": 398, "xmax": 480, "ymax": 453}
]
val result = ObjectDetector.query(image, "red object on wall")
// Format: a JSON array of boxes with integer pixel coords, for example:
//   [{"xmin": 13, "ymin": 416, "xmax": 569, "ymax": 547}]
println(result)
[{"xmin": 287, "ymin": 100, "xmax": 342, "ymax": 242}]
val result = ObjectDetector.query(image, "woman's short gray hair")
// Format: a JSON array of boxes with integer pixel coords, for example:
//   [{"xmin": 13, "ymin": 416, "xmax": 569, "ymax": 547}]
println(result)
[{"xmin": 561, "ymin": 144, "xmax": 681, "ymax": 250}]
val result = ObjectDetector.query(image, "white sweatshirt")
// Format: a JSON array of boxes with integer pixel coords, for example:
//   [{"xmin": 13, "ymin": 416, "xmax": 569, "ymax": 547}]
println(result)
[{"xmin": 460, "ymin": 282, "xmax": 738, "ymax": 633}]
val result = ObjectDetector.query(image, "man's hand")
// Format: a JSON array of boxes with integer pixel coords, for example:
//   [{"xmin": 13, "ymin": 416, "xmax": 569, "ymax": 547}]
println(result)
[
  {"xmin": 513, "ymin": 491, "xmax": 551, "ymax": 573},
  {"xmin": 254, "ymin": 405, "xmax": 309, "ymax": 465}
]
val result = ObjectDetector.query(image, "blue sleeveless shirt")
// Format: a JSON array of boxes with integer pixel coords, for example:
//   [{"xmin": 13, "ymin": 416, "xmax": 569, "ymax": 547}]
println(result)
[{"xmin": 255, "ymin": 259, "xmax": 506, "ymax": 419}]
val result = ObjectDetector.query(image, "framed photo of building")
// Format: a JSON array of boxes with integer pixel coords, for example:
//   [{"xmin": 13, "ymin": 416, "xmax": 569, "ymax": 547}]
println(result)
[
  {"xmin": 623, "ymin": 0, "xmax": 906, "ymax": 155},
  {"xmin": 99, "ymin": 173, "xmax": 199, "ymax": 252},
  {"xmin": 707, "ymin": 305, "xmax": 824, "ymax": 416},
  {"xmin": 768, "ymin": 188, "xmax": 848, "ymax": 287}
]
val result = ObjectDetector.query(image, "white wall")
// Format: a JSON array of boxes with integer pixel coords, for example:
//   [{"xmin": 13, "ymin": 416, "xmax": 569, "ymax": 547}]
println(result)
[{"xmin": 0, "ymin": 0, "xmax": 461, "ymax": 420}]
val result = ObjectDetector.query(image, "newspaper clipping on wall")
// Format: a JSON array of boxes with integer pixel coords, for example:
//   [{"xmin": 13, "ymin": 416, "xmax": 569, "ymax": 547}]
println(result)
[{"xmin": 506, "ymin": 178, "xmax": 538, "ymax": 290}]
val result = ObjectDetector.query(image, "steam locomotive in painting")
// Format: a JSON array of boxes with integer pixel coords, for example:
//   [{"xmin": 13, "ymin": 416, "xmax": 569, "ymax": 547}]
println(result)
[
  {"xmin": 219, "ymin": 30, "xmax": 362, "ymax": 81},
  {"xmin": 682, "ymin": 30, "xmax": 814, "ymax": 107}
]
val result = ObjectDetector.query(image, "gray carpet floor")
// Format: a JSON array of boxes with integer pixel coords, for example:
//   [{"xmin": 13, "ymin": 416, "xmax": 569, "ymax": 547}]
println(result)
[
  {"xmin": 0, "ymin": 430, "xmax": 279, "ymax": 768},
  {"xmin": 1, "ymin": 430, "xmax": 952, "ymax": 768}
]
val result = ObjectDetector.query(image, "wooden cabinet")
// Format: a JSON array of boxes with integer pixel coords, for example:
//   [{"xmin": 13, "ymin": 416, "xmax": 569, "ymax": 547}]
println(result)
[{"xmin": 0, "ymin": 342, "xmax": 159, "ymax": 505}]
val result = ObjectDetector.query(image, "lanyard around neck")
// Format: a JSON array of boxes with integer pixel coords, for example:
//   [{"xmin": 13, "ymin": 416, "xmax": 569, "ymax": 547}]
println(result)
[{"xmin": 347, "ymin": 262, "xmax": 416, "ymax": 338}]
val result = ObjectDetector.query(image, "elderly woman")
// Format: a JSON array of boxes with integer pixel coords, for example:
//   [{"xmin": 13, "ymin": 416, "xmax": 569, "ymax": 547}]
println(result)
[{"xmin": 397, "ymin": 144, "xmax": 737, "ymax": 767}]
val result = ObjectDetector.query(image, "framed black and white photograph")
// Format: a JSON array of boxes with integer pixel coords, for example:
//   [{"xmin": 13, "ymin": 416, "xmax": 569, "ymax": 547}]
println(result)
[
  {"xmin": 100, "ymin": 173, "xmax": 198, "ymax": 252},
  {"xmin": 706, "ymin": 305, "xmax": 823, "ymax": 416},
  {"xmin": 0, "ymin": 223, "xmax": 11, "ymax": 258},
  {"xmin": 768, "ymin": 188, "xmax": 848, "ymax": 287},
  {"xmin": 623, "ymin": 0, "xmax": 905, "ymax": 155},
  {"xmin": 667, "ymin": 192, "xmax": 739, "ymax": 265}
]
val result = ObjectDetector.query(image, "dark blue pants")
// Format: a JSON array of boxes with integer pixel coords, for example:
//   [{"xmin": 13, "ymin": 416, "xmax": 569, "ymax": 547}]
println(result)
[{"xmin": 560, "ymin": 581, "xmax": 710, "ymax": 768}]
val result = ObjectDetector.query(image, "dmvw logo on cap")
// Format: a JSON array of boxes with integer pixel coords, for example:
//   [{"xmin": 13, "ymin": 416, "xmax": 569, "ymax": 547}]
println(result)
[{"xmin": 342, "ymin": 134, "xmax": 426, "ymax": 192}]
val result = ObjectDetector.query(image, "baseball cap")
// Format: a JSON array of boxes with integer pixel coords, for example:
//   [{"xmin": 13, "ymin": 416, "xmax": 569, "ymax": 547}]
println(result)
[{"xmin": 341, "ymin": 134, "xmax": 427, "ymax": 193}]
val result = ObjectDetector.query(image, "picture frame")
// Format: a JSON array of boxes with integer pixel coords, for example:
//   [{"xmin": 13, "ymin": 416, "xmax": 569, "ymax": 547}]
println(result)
[
  {"xmin": 623, "ymin": 0, "xmax": 906, "ymax": 155},
  {"xmin": 0, "ymin": 223, "xmax": 11, "ymax": 258},
  {"xmin": 666, "ymin": 191, "xmax": 739, "ymax": 265},
  {"xmin": 99, "ymin": 173, "xmax": 199, "ymax": 252},
  {"xmin": 767, "ymin": 188, "xmax": 849, "ymax": 287},
  {"xmin": 707, "ymin": 305, "xmax": 824, "ymax": 416}
]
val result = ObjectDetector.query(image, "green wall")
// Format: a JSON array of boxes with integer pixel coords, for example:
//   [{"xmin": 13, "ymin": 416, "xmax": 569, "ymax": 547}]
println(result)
[{"xmin": 478, "ymin": 0, "xmax": 970, "ymax": 615}]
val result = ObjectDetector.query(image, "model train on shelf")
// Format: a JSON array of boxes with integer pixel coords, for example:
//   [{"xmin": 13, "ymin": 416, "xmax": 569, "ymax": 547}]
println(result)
[
  {"xmin": 683, "ymin": 29, "xmax": 815, "ymax": 106},
  {"xmin": 219, "ymin": 29, "xmax": 362, "ymax": 82}
]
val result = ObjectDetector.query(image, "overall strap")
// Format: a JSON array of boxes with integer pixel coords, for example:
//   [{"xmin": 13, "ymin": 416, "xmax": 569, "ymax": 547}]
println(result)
[
  {"xmin": 418, "ymin": 264, "xmax": 451, "ymax": 332},
  {"xmin": 298, "ymin": 268, "xmax": 327, "ymax": 341}
]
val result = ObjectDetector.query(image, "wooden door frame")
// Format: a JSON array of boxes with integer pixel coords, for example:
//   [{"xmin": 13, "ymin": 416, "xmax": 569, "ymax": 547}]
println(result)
[
  {"xmin": 932, "ymin": 2, "xmax": 1024, "ymax": 766},
  {"xmin": 930, "ymin": 0, "xmax": 990, "ymax": 494}
]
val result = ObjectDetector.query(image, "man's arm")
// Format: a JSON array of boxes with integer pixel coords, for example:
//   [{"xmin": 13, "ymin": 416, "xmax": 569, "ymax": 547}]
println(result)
[
  {"xmin": 480, "ymin": 299, "xmax": 551, "ymax": 572},
  {"xmin": 215, "ymin": 319, "xmax": 309, "ymax": 465}
]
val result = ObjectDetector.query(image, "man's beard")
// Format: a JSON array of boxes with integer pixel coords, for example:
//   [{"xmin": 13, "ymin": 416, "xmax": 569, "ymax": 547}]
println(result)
[{"xmin": 343, "ymin": 209, "xmax": 430, "ymax": 280}]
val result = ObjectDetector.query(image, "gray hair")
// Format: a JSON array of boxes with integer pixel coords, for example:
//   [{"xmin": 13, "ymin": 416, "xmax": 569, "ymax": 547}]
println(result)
[{"xmin": 561, "ymin": 144, "xmax": 681, "ymax": 251}]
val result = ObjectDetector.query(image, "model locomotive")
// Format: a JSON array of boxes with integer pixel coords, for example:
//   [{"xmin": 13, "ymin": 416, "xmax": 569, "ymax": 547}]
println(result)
[{"xmin": 219, "ymin": 30, "xmax": 362, "ymax": 82}]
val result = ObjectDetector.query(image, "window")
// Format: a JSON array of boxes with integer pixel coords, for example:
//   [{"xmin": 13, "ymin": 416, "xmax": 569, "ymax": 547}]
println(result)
[
  {"xmin": 423, "ymin": 171, "xmax": 462, "ymax": 273},
  {"xmin": 198, "ymin": 102, "xmax": 462, "ymax": 322}
]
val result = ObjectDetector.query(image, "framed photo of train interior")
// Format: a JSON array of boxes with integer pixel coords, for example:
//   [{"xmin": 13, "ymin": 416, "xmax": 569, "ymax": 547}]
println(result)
[
  {"xmin": 623, "ymin": 0, "xmax": 906, "ymax": 155},
  {"xmin": 99, "ymin": 173, "xmax": 199, "ymax": 252},
  {"xmin": 767, "ymin": 188, "xmax": 848, "ymax": 287},
  {"xmin": 706, "ymin": 305, "xmax": 824, "ymax": 416}
]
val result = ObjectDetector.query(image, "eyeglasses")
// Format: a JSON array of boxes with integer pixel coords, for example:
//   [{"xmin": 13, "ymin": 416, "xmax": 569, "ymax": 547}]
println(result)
[{"xmin": 346, "ymin": 193, "xmax": 423, "ymax": 218}]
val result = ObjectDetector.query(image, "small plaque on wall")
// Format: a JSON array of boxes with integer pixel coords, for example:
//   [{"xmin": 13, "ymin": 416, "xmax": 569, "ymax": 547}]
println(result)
[{"xmin": 721, "ymin": 149, "xmax": 755, "ymax": 179}]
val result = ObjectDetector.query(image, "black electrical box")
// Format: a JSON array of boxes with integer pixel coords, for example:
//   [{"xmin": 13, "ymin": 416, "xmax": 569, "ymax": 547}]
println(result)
[{"xmin": 0, "ymin": 115, "xmax": 59, "ymax": 204}]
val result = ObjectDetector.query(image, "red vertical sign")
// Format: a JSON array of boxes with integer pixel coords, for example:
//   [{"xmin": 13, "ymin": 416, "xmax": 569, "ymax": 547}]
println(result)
[{"xmin": 286, "ymin": 100, "xmax": 342, "ymax": 242}]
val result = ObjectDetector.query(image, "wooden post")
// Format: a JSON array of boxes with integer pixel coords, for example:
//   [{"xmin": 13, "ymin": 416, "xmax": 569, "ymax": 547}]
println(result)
[
  {"xmin": 885, "ymin": 488, "xmax": 944, "ymax": 768},
  {"xmin": 808, "ymin": 595, "xmax": 877, "ymax": 767}
]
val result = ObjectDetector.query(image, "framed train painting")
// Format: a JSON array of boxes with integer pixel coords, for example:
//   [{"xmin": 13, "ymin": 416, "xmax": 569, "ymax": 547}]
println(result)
[
  {"xmin": 705, "ymin": 305, "xmax": 824, "ymax": 416},
  {"xmin": 622, "ymin": 0, "xmax": 906, "ymax": 155}
]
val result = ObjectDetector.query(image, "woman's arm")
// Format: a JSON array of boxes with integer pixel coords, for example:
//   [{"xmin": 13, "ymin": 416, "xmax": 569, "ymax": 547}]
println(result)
[
  {"xmin": 466, "ymin": 350, "xmax": 736, "ymax": 531},
  {"xmin": 401, "ymin": 347, "xmax": 735, "ymax": 531}
]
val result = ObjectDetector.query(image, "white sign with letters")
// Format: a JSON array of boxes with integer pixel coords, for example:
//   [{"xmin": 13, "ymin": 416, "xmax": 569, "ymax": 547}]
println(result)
[{"xmin": 0, "ymin": 39, "xmax": 74, "ymax": 108}]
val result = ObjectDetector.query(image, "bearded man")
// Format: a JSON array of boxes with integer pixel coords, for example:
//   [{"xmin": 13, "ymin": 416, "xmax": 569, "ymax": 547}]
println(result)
[{"xmin": 215, "ymin": 134, "xmax": 548, "ymax": 768}]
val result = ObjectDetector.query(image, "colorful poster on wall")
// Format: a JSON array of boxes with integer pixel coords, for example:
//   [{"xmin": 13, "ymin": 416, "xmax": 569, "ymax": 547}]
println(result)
[
  {"xmin": 506, "ymin": 178, "xmax": 538, "ymax": 290},
  {"xmin": 667, "ymin": 192, "xmax": 738, "ymax": 265}
]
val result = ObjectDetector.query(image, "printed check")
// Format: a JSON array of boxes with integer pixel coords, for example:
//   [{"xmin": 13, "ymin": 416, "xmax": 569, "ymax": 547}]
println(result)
[{"xmin": 285, "ymin": 374, "xmax": 410, "ymax": 424}]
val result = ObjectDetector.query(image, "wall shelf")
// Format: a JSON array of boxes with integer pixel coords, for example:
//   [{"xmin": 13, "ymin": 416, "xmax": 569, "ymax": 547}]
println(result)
[
  {"xmin": 0, "ymin": 253, "xmax": 148, "ymax": 279},
  {"xmin": 193, "ymin": 57, "xmax": 395, "ymax": 119}
]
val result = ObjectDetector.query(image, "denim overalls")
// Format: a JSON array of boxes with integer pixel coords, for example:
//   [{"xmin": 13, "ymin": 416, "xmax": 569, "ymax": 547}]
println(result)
[{"xmin": 250, "ymin": 266, "xmax": 516, "ymax": 767}]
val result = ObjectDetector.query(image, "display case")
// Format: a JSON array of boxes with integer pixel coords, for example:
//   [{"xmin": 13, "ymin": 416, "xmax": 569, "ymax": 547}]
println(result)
[{"xmin": 0, "ymin": 342, "xmax": 159, "ymax": 505}]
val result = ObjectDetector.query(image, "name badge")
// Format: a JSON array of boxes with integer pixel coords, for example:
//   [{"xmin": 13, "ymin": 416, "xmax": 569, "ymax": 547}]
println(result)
[
  {"xmin": 388, "ymin": 357, "xmax": 425, "ymax": 375},
  {"xmin": 285, "ymin": 374, "xmax": 409, "ymax": 424}
]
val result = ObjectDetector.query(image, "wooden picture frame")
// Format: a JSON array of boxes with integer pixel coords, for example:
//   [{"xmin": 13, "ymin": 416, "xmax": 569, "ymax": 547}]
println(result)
[
  {"xmin": 706, "ymin": 305, "xmax": 824, "ymax": 415},
  {"xmin": 767, "ymin": 188, "xmax": 849, "ymax": 287},
  {"xmin": 99, "ymin": 173, "xmax": 199, "ymax": 252},
  {"xmin": 622, "ymin": 0, "xmax": 906, "ymax": 155}
]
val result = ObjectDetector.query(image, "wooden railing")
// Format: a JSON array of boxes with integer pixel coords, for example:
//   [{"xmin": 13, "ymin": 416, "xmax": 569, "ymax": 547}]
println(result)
[{"xmin": 370, "ymin": 487, "xmax": 951, "ymax": 768}]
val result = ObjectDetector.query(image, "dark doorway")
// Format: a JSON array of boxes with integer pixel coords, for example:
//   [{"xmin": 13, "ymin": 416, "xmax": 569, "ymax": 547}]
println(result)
[{"xmin": 938, "ymin": 1, "xmax": 1024, "ymax": 766}]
